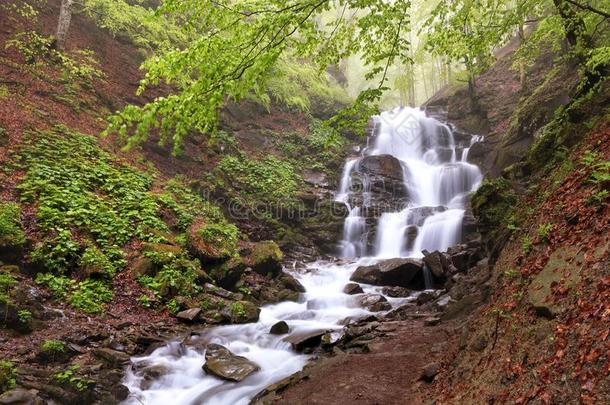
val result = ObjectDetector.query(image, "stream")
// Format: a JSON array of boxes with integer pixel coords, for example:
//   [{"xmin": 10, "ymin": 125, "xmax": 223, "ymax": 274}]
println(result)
[{"xmin": 122, "ymin": 107, "xmax": 483, "ymax": 405}]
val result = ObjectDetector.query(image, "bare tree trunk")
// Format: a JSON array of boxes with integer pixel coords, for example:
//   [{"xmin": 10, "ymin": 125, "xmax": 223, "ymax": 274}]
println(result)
[
  {"xmin": 518, "ymin": 24, "xmax": 526, "ymax": 91},
  {"xmin": 55, "ymin": 0, "xmax": 74, "ymax": 50}
]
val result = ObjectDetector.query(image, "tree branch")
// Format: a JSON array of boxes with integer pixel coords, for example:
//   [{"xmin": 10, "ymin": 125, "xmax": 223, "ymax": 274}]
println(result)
[{"xmin": 565, "ymin": 0, "xmax": 610, "ymax": 19}]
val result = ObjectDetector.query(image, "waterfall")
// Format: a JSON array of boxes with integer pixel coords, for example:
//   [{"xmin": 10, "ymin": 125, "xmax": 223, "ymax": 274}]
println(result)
[
  {"xmin": 336, "ymin": 107, "xmax": 483, "ymax": 259},
  {"xmin": 122, "ymin": 107, "xmax": 483, "ymax": 405}
]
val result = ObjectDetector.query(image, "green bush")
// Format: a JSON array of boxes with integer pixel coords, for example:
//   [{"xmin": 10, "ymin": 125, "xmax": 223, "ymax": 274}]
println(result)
[
  {"xmin": 0, "ymin": 202, "xmax": 25, "ymax": 248},
  {"xmin": 196, "ymin": 223, "xmax": 239, "ymax": 258},
  {"xmin": 0, "ymin": 271, "xmax": 17, "ymax": 304},
  {"xmin": 69, "ymin": 279, "xmax": 112, "ymax": 313},
  {"xmin": 35, "ymin": 273, "xmax": 74, "ymax": 300},
  {"xmin": 138, "ymin": 257, "xmax": 202, "ymax": 300},
  {"xmin": 41, "ymin": 339, "xmax": 66, "ymax": 354},
  {"xmin": 0, "ymin": 361, "xmax": 16, "ymax": 392},
  {"xmin": 17, "ymin": 126, "xmax": 168, "ymax": 274},
  {"xmin": 53, "ymin": 365, "xmax": 92, "ymax": 392},
  {"xmin": 217, "ymin": 155, "xmax": 300, "ymax": 204}
]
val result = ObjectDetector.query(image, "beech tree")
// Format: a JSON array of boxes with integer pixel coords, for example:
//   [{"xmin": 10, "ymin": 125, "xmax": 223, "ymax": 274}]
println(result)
[{"xmin": 55, "ymin": 0, "xmax": 74, "ymax": 50}]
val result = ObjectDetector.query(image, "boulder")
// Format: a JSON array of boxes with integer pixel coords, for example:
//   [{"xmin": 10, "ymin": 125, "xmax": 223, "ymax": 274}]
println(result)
[
  {"xmin": 0, "ymin": 388, "xmax": 40, "ymax": 405},
  {"xmin": 93, "ymin": 348, "xmax": 130, "ymax": 367},
  {"xmin": 359, "ymin": 294, "xmax": 391, "ymax": 312},
  {"xmin": 420, "ymin": 362, "xmax": 440, "ymax": 382},
  {"xmin": 246, "ymin": 241, "xmax": 283, "ymax": 278},
  {"xmin": 209, "ymin": 257, "xmax": 246, "ymax": 290},
  {"xmin": 269, "ymin": 321, "xmax": 289, "ymax": 335},
  {"xmin": 279, "ymin": 274, "xmax": 306, "ymax": 293},
  {"xmin": 224, "ymin": 301, "xmax": 260, "ymax": 324},
  {"xmin": 350, "ymin": 258, "xmax": 424, "ymax": 289},
  {"xmin": 283, "ymin": 330, "xmax": 327, "ymax": 351},
  {"xmin": 131, "ymin": 256, "xmax": 155, "ymax": 277},
  {"xmin": 186, "ymin": 219, "xmax": 237, "ymax": 263},
  {"xmin": 175, "ymin": 308, "xmax": 202, "ymax": 322},
  {"xmin": 381, "ymin": 286, "xmax": 412, "ymax": 298},
  {"xmin": 343, "ymin": 283, "xmax": 364, "ymax": 295},
  {"xmin": 203, "ymin": 344, "xmax": 260, "ymax": 382},
  {"xmin": 422, "ymin": 250, "xmax": 451, "ymax": 283}
]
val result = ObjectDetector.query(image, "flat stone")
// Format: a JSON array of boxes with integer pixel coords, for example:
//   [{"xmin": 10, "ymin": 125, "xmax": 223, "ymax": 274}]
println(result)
[
  {"xmin": 203, "ymin": 344, "xmax": 260, "ymax": 382},
  {"xmin": 283, "ymin": 330, "xmax": 327, "ymax": 351},
  {"xmin": 176, "ymin": 308, "xmax": 202, "ymax": 322},
  {"xmin": 93, "ymin": 348, "xmax": 130, "ymax": 366},
  {"xmin": 424, "ymin": 317, "xmax": 441, "ymax": 326}
]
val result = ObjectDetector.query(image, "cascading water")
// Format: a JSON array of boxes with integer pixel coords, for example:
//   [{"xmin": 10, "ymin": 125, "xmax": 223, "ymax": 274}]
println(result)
[{"xmin": 122, "ymin": 107, "xmax": 483, "ymax": 405}]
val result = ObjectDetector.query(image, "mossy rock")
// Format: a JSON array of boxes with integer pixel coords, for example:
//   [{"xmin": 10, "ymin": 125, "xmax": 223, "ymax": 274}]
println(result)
[
  {"xmin": 186, "ymin": 219, "xmax": 238, "ymax": 263},
  {"xmin": 131, "ymin": 256, "xmax": 155, "ymax": 277},
  {"xmin": 209, "ymin": 257, "xmax": 246, "ymax": 290},
  {"xmin": 246, "ymin": 241, "xmax": 283, "ymax": 278},
  {"xmin": 224, "ymin": 300, "xmax": 260, "ymax": 324},
  {"xmin": 0, "ymin": 203, "xmax": 25, "ymax": 263},
  {"xmin": 141, "ymin": 243, "xmax": 183, "ymax": 258}
]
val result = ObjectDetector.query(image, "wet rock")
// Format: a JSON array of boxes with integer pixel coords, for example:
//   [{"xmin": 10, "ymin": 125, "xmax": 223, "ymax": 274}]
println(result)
[
  {"xmin": 175, "ymin": 308, "xmax": 202, "ymax": 322},
  {"xmin": 209, "ymin": 257, "xmax": 246, "ymax": 290},
  {"xmin": 279, "ymin": 274, "xmax": 306, "ymax": 293},
  {"xmin": 284, "ymin": 330, "xmax": 327, "ymax": 351},
  {"xmin": 111, "ymin": 384, "xmax": 130, "ymax": 402},
  {"xmin": 350, "ymin": 258, "xmax": 424, "ymax": 289},
  {"xmin": 223, "ymin": 301, "xmax": 260, "ymax": 324},
  {"xmin": 343, "ymin": 283, "xmax": 364, "ymax": 295},
  {"xmin": 416, "ymin": 291, "xmax": 439, "ymax": 306},
  {"xmin": 93, "ymin": 348, "xmax": 130, "ymax": 367},
  {"xmin": 269, "ymin": 321, "xmax": 289, "ymax": 335},
  {"xmin": 359, "ymin": 294, "xmax": 391, "ymax": 312},
  {"xmin": 381, "ymin": 286, "xmax": 412, "ymax": 297},
  {"xmin": 203, "ymin": 344, "xmax": 260, "ymax": 382},
  {"xmin": 139, "ymin": 364, "xmax": 170, "ymax": 390},
  {"xmin": 246, "ymin": 241, "xmax": 283, "ymax": 278},
  {"xmin": 0, "ymin": 388, "xmax": 41, "ymax": 405},
  {"xmin": 420, "ymin": 362, "xmax": 440, "ymax": 382},
  {"xmin": 304, "ymin": 171, "xmax": 329, "ymax": 187},
  {"xmin": 421, "ymin": 250, "xmax": 451, "ymax": 282},
  {"xmin": 277, "ymin": 289, "xmax": 299, "ymax": 302}
]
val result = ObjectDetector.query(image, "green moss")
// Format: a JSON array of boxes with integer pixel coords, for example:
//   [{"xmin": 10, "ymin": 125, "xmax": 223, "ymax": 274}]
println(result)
[
  {"xmin": 471, "ymin": 178, "xmax": 517, "ymax": 237},
  {"xmin": 0, "ymin": 202, "xmax": 25, "ymax": 249}
]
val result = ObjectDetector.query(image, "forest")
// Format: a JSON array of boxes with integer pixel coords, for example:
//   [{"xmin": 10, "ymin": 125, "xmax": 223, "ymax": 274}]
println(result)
[{"xmin": 0, "ymin": 0, "xmax": 608, "ymax": 404}]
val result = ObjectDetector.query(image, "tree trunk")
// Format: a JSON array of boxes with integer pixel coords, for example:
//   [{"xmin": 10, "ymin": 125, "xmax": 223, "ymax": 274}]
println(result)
[
  {"xmin": 518, "ymin": 24, "xmax": 526, "ymax": 91},
  {"xmin": 55, "ymin": 0, "xmax": 74, "ymax": 51}
]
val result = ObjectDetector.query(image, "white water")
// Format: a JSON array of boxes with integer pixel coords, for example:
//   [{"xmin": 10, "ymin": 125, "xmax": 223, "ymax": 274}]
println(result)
[{"xmin": 122, "ymin": 107, "xmax": 483, "ymax": 405}]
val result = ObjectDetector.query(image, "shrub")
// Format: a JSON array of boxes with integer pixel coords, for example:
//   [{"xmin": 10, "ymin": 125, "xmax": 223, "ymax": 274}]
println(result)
[
  {"xmin": 0, "ymin": 361, "xmax": 16, "ymax": 392},
  {"xmin": 0, "ymin": 271, "xmax": 17, "ymax": 304},
  {"xmin": 41, "ymin": 339, "xmax": 66, "ymax": 354},
  {"xmin": 69, "ymin": 279, "xmax": 112, "ymax": 313},
  {"xmin": 537, "ymin": 223, "xmax": 553, "ymax": 242},
  {"xmin": 230, "ymin": 301, "xmax": 246, "ymax": 319},
  {"xmin": 0, "ymin": 202, "xmax": 25, "ymax": 248}
]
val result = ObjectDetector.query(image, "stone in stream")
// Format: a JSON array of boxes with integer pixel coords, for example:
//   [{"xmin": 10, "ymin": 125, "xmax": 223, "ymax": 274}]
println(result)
[
  {"xmin": 381, "ymin": 286, "xmax": 412, "ymax": 298},
  {"xmin": 359, "ymin": 294, "xmax": 391, "ymax": 312},
  {"xmin": 343, "ymin": 283, "xmax": 364, "ymax": 295},
  {"xmin": 350, "ymin": 258, "xmax": 424, "ymax": 289},
  {"xmin": 283, "ymin": 330, "xmax": 327, "ymax": 351},
  {"xmin": 202, "ymin": 344, "xmax": 260, "ymax": 382},
  {"xmin": 269, "ymin": 321, "xmax": 290, "ymax": 335}
]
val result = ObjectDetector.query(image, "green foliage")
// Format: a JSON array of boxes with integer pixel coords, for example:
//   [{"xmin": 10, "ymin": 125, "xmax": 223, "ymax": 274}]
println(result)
[
  {"xmin": 522, "ymin": 236, "xmax": 533, "ymax": 255},
  {"xmin": 156, "ymin": 178, "xmax": 226, "ymax": 232},
  {"xmin": 80, "ymin": 245, "xmax": 117, "ymax": 277},
  {"xmin": 16, "ymin": 126, "xmax": 168, "ymax": 274},
  {"xmin": 0, "ymin": 360, "xmax": 16, "ymax": 392},
  {"xmin": 471, "ymin": 178, "xmax": 517, "ymax": 237},
  {"xmin": 69, "ymin": 279, "xmax": 113, "ymax": 313},
  {"xmin": 82, "ymin": 0, "xmax": 186, "ymax": 51},
  {"xmin": 35, "ymin": 273, "xmax": 111, "ymax": 313},
  {"xmin": 229, "ymin": 301, "xmax": 246, "ymax": 319},
  {"xmin": 0, "ymin": 85, "xmax": 8, "ymax": 99},
  {"xmin": 260, "ymin": 57, "xmax": 350, "ymax": 112},
  {"xmin": 104, "ymin": 0, "xmax": 413, "ymax": 152},
  {"xmin": 138, "ymin": 256, "xmax": 202, "ymax": 301},
  {"xmin": 537, "ymin": 223, "xmax": 553, "ymax": 242},
  {"xmin": 6, "ymin": 31, "xmax": 104, "ymax": 83},
  {"xmin": 17, "ymin": 310, "xmax": 32, "ymax": 323},
  {"xmin": 0, "ymin": 271, "xmax": 17, "ymax": 304},
  {"xmin": 35, "ymin": 273, "xmax": 73, "ymax": 300},
  {"xmin": 0, "ymin": 202, "xmax": 25, "ymax": 248},
  {"xmin": 217, "ymin": 155, "xmax": 299, "ymax": 204},
  {"xmin": 586, "ymin": 189, "xmax": 609, "ymax": 207},
  {"xmin": 52, "ymin": 365, "xmax": 93, "ymax": 392},
  {"xmin": 196, "ymin": 223, "xmax": 239, "ymax": 259},
  {"xmin": 41, "ymin": 339, "xmax": 66, "ymax": 354}
]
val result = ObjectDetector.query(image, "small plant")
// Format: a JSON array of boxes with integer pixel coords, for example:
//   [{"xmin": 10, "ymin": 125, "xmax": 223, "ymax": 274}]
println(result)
[
  {"xmin": 0, "ymin": 360, "xmax": 16, "ymax": 392},
  {"xmin": 52, "ymin": 365, "xmax": 92, "ymax": 392},
  {"xmin": 522, "ymin": 236, "xmax": 533, "ymax": 254},
  {"xmin": 35, "ymin": 273, "xmax": 74, "ymax": 300},
  {"xmin": 537, "ymin": 223, "xmax": 553, "ymax": 242},
  {"xmin": 196, "ymin": 223, "xmax": 239, "ymax": 258},
  {"xmin": 17, "ymin": 310, "xmax": 32, "ymax": 323},
  {"xmin": 166, "ymin": 298, "xmax": 180, "ymax": 315},
  {"xmin": 238, "ymin": 286, "xmax": 251, "ymax": 296},
  {"xmin": 0, "ymin": 271, "xmax": 17, "ymax": 304},
  {"xmin": 69, "ymin": 279, "xmax": 112, "ymax": 313},
  {"xmin": 41, "ymin": 339, "xmax": 66, "ymax": 354},
  {"xmin": 230, "ymin": 301, "xmax": 247, "ymax": 319},
  {"xmin": 504, "ymin": 268, "xmax": 520, "ymax": 279},
  {"xmin": 137, "ymin": 294, "xmax": 153, "ymax": 308},
  {"xmin": 586, "ymin": 189, "xmax": 610, "ymax": 206}
]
